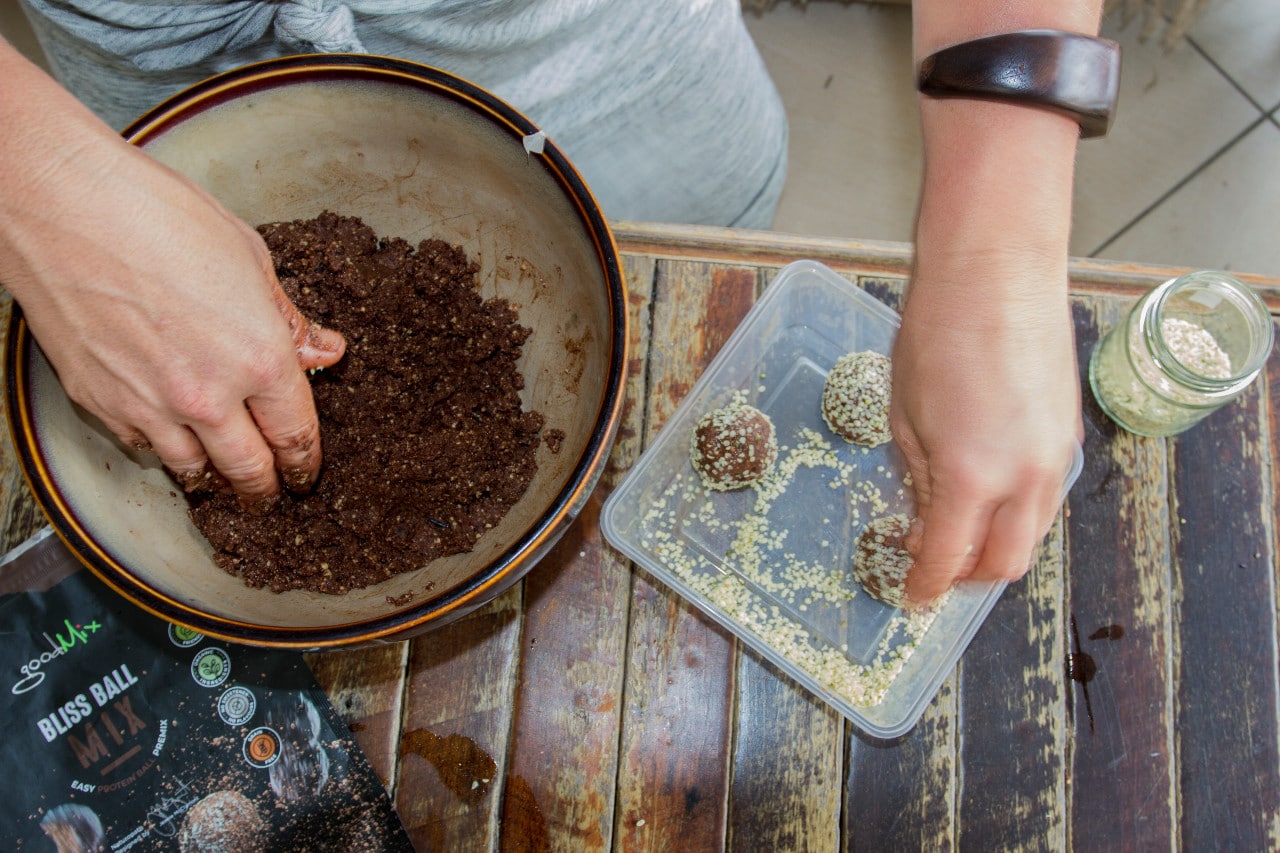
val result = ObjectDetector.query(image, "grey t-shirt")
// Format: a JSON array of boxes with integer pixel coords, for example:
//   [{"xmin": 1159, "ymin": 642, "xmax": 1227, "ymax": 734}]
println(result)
[{"xmin": 17, "ymin": 0, "xmax": 787, "ymax": 227}]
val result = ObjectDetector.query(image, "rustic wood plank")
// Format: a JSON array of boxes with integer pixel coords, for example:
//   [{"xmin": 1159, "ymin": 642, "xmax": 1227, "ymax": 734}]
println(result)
[
  {"xmin": 845, "ymin": 677, "xmax": 957, "ymax": 851},
  {"xmin": 615, "ymin": 575, "xmax": 735, "ymax": 851},
  {"xmin": 955, "ymin": 517, "xmax": 1069, "ymax": 851},
  {"xmin": 613, "ymin": 260, "xmax": 758, "ymax": 851},
  {"xmin": 639, "ymin": 261, "xmax": 760, "ymax": 436},
  {"xmin": 396, "ymin": 584, "xmax": 524, "ymax": 851},
  {"xmin": 728, "ymin": 653, "xmax": 844, "ymax": 852},
  {"xmin": 719, "ymin": 265, "xmax": 843, "ymax": 853},
  {"xmin": 1066, "ymin": 295, "xmax": 1176, "ymax": 851},
  {"xmin": 498, "ymin": 255, "xmax": 656, "ymax": 851},
  {"xmin": 304, "ymin": 642, "xmax": 409, "ymax": 794},
  {"xmin": 838, "ymin": 274, "xmax": 959, "ymax": 852},
  {"xmin": 1169, "ymin": 353, "xmax": 1280, "ymax": 849},
  {"xmin": 500, "ymin": 501, "xmax": 626, "ymax": 853}
]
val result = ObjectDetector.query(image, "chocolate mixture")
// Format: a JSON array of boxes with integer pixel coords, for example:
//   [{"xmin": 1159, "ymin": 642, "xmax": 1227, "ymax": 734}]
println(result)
[{"xmin": 188, "ymin": 212, "xmax": 546, "ymax": 594}]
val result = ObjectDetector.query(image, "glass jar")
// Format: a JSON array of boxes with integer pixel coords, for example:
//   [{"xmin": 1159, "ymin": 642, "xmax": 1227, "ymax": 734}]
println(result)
[{"xmin": 1089, "ymin": 270, "xmax": 1274, "ymax": 437}]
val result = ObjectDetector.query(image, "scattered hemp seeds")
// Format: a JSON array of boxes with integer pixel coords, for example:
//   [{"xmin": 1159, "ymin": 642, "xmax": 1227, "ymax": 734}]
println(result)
[{"xmin": 641, "ymin": 425, "xmax": 938, "ymax": 709}]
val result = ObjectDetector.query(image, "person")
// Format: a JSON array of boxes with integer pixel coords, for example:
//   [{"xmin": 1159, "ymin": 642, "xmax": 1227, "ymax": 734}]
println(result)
[{"xmin": 0, "ymin": 0, "xmax": 1098, "ymax": 603}]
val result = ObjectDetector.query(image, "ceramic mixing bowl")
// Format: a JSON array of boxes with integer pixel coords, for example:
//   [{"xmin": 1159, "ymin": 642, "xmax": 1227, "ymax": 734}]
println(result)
[{"xmin": 4, "ymin": 55, "xmax": 627, "ymax": 648}]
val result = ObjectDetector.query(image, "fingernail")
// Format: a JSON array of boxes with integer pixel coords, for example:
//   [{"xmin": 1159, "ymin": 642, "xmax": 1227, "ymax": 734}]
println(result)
[
  {"xmin": 298, "ymin": 324, "xmax": 347, "ymax": 370},
  {"xmin": 904, "ymin": 580, "xmax": 947, "ymax": 612},
  {"xmin": 905, "ymin": 517, "xmax": 924, "ymax": 556}
]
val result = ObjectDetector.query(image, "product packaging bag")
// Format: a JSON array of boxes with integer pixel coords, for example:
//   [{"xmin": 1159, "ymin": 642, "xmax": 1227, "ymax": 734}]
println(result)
[{"xmin": 0, "ymin": 529, "xmax": 413, "ymax": 852}]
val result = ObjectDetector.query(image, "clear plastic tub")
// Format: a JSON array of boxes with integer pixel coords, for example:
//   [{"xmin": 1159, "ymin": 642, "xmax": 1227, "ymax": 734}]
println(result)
[{"xmin": 601, "ymin": 260, "xmax": 1083, "ymax": 738}]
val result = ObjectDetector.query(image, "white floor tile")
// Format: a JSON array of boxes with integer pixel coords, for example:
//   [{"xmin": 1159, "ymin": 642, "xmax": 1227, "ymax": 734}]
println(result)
[
  {"xmin": 744, "ymin": 3, "xmax": 921, "ymax": 242},
  {"xmin": 1097, "ymin": 118, "xmax": 1280, "ymax": 277},
  {"xmin": 1072, "ymin": 15, "xmax": 1261, "ymax": 256},
  {"xmin": 1187, "ymin": 0, "xmax": 1280, "ymax": 111}
]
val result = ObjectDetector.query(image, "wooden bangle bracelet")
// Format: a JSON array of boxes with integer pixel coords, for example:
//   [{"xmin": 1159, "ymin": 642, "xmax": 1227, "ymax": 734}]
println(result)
[{"xmin": 916, "ymin": 29, "xmax": 1122, "ymax": 139}]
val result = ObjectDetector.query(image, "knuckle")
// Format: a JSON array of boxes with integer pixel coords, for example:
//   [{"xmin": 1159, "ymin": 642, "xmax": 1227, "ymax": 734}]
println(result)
[
  {"xmin": 266, "ymin": 419, "xmax": 320, "ymax": 456},
  {"xmin": 240, "ymin": 346, "xmax": 296, "ymax": 389},
  {"xmin": 168, "ymin": 383, "xmax": 224, "ymax": 426},
  {"xmin": 221, "ymin": 453, "xmax": 278, "ymax": 489},
  {"xmin": 1022, "ymin": 456, "xmax": 1066, "ymax": 488}
]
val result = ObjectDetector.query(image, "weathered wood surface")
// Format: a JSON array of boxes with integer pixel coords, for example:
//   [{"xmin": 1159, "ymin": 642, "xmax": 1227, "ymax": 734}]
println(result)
[
  {"xmin": 614, "ymin": 261, "xmax": 753, "ymax": 852},
  {"xmin": 5, "ymin": 227, "xmax": 1280, "ymax": 851},
  {"xmin": 1167, "ymin": 335, "xmax": 1280, "ymax": 850},
  {"xmin": 1067, "ymin": 295, "xmax": 1178, "ymax": 851}
]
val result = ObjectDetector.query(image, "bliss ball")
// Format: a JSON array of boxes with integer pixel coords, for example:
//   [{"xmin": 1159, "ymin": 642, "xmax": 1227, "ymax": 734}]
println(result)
[
  {"xmin": 690, "ymin": 400, "xmax": 778, "ymax": 491},
  {"xmin": 180, "ymin": 790, "xmax": 265, "ymax": 853},
  {"xmin": 854, "ymin": 513, "xmax": 915, "ymax": 608},
  {"xmin": 821, "ymin": 351, "xmax": 892, "ymax": 446}
]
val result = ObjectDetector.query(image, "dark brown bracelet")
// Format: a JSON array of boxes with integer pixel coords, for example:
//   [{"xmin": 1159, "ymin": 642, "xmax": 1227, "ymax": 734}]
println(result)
[{"xmin": 916, "ymin": 30, "xmax": 1121, "ymax": 139}]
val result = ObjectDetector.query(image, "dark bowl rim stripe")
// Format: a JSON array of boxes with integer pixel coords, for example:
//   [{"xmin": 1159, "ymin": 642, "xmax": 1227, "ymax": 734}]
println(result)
[{"xmin": 3, "ymin": 54, "xmax": 628, "ymax": 648}]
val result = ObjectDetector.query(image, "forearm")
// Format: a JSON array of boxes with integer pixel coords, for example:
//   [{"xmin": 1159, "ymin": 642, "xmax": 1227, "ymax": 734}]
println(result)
[
  {"xmin": 890, "ymin": 3, "xmax": 1100, "ymax": 601},
  {"xmin": 0, "ymin": 37, "xmax": 144, "ymax": 312},
  {"xmin": 0, "ymin": 36, "xmax": 119, "ymax": 178},
  {"xmin": 909, "ymin": 1, "xmax": 1104, "ymax": 312}
]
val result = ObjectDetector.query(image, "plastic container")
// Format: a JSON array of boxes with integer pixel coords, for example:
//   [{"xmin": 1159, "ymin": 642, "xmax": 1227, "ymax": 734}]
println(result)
[
  {"xmin": 1089, "ymin": 270, "xmax": 1274, "ymax": 437},
  {"xmin": 601, "ymin": 260, "xmax": 1083, "ymax": 738}
]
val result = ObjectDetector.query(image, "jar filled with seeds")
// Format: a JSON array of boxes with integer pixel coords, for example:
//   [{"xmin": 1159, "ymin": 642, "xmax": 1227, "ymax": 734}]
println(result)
[{"xmin": 1089, "ymin": 270, "xmax": 1274, "ymax": 437}]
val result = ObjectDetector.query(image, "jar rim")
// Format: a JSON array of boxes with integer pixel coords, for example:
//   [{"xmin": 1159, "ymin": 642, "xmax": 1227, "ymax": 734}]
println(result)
[{"xmin": 1142, "ymin": 271, "xmax": 1274, "ymax": 393}]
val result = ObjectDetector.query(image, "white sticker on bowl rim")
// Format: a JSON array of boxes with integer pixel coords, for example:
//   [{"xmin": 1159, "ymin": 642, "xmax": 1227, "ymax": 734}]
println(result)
[{"xmin": 522, "ymin": 131, "xmax": 547, "ymax": 155}]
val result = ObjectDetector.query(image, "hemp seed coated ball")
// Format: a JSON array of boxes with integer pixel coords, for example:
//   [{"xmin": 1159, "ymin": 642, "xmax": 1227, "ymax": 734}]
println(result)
[
  {"xmin": 690, "ymin": 400, "xmax": 778, "ymax": 491},
  {"xmin": 854, "ymin": 512, "xmax": 916, "ymax": 608},
  {"xmin": 821, "ymin": 350, "xmax": 892, "ymax": 446}
]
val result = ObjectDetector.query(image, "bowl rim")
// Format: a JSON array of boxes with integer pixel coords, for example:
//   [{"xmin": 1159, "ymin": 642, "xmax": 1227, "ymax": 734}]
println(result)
[{"xmin": 3, "ymin": 54, "xmax": 629, "ymax": 648}]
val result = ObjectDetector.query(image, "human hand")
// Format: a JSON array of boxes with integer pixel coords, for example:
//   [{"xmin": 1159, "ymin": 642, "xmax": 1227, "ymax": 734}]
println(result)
[
  {"xmin": 890, "ymin": 255, "xmax": 1082, "ymax": 605},
  {"xmin": 0, "ymin": 137, "xmax": 345, "ymax": 508}
]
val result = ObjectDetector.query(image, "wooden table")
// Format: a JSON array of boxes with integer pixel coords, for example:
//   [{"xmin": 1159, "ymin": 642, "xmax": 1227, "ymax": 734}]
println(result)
[{"xmin": 4, "ymin": 222, "xmax": 1280, "ymax": 851}]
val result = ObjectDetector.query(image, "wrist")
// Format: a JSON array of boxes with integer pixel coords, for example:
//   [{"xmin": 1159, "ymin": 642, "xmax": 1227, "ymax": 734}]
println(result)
[
  {"xmin": 913, "ymin": 98, "xmax": 1076, "ymax": 294},
  {"xmin": 912, "ymin": 1, "xmax": 1105, "ymax": 58}
]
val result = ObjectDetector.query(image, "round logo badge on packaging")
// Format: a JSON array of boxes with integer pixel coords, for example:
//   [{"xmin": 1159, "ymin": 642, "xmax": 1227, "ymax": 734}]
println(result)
[
  {"xmin": 191, "ymin": 647, "xmax": 231, "ymax": 688},
  {"xmin": 217, "ymin": 686, "xmax": 257, "ymax": 726},
  {"xmin": 168, "ymin": 624, "xmax": 204, "ymax": 648},
  {"xmin": 243, "ymin": 727, "xmax": 282, "ymax": 769}
]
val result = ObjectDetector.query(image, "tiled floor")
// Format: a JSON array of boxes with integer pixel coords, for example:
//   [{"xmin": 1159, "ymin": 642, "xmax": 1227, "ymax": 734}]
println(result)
[
  {"xmin": 743, "ymin": 0, "xmax": 1280, "ymax": 277},
  {"xmin": 4, "ymin": 0, "xmax": 1277, "ymax": 277}
]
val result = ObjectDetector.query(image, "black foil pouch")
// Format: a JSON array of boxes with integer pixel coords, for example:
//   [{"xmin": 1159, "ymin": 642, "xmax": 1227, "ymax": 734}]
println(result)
[{"xmin": 0, "ymin": 529, "xmax": 412, "ymax": 852}]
